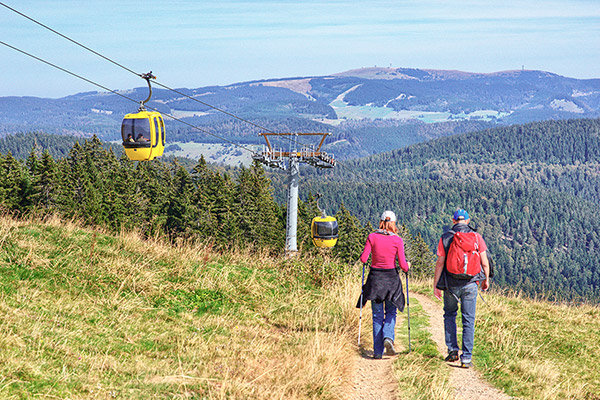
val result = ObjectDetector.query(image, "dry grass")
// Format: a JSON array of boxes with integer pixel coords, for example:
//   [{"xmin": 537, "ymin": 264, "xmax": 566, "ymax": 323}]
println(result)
[
  {"xmin": 0, "ymin": 214, "xmax": 359, "ymax": 399},
  {"xmin": 411, "ymin": 279, "xmax": 600, "ymax": 400},
  {"xmin": 475, "ymin": 292, "xmax": 600, "ymax": 399},
  {"xmin": 5, "ymin": 213, "xmax": 597, "ymax": 399}
]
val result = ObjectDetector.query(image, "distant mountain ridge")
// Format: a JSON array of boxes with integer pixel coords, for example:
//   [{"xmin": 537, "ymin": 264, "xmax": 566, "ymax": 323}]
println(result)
[{"xmin": 1, "ymin": 67, "xmax": 599, "ymax": 159}]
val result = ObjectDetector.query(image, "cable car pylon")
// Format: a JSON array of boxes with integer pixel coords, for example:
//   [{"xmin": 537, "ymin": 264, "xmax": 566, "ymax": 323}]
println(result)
[{"xmin": 253, "ymin": 132, "xmax": 336, "ymax": 256}]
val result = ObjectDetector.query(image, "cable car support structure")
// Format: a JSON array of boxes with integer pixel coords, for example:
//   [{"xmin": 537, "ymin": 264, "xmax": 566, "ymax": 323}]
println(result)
[{"xmin": 253, "ymin": 132, "xmax": 336, "ymax": 256}]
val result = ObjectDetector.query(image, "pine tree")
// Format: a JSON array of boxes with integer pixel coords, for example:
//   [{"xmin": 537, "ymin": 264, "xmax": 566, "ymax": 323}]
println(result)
[
  {"xmin": 406, "ymin": 231, "xmax": 436, "ymax": 279},
  {"xmin": 31, "ymin": 150, "xmax": 57, "ymax": 211},
  {"xmin": 333, "ymin": 203, "xmax": 368, "ymax": 263},
  {"xmin": 166, "ymin": 163, "xmax": 196, "ymax": 236},
  {"xmin": 237, "ymin": 161, "xmax": 284, "ymax": 249},
  {"xmin": 0, "ymin": 152, "xmax": 30, "ymax": 213},
  {"xmin": 191, "ymin": 156, "xmax": 220, "ymax": 241}
]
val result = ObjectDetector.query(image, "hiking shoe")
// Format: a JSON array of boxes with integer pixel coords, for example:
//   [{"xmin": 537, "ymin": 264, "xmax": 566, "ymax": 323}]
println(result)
[
  {"xmin": 373, "ymin": 354, "xmax": 383, "ymax": 359},
  {"xmin": 383, "ymin": 337, "xmax": 396, "ymax": 355},
  {"xmin": 460, "ymin": 360, "xmax": 473, "ymax": 369},
  {"xmin": 444, "ymin": 351, "xmax": 459, "ymax": 362}
]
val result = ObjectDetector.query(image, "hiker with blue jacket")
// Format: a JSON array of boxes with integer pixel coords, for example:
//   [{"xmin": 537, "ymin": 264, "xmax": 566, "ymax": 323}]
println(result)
[{"xmin": 433, "ymin": 209, "xmax": 490, "ymax": 369}]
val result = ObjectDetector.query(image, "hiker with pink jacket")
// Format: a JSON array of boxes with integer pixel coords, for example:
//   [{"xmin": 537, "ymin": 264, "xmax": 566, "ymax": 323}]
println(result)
[{"xmin": 358, "ymin": 211, "xmax": 410, "ymax": 359}]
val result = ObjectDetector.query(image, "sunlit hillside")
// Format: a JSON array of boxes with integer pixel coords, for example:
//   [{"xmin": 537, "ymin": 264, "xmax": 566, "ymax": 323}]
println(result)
[
  {"xmin": 1, "ymin": 215, "xmax": 599, "ymax": 399},
  {"xmin": 0, "ymin": 215, "xmax": 358, "ymax": 399}
]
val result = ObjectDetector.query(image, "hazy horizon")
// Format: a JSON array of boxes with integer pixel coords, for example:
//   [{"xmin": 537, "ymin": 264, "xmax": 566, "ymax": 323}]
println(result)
[{"xmin": 1, "ymin": 0, "xmax": 598, "ymax": 98}]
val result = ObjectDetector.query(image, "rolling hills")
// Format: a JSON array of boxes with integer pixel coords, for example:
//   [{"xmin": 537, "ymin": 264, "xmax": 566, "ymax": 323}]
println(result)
[{"xmin": 1, "ymin": 67, "xmax": 599, "ymax": 159}]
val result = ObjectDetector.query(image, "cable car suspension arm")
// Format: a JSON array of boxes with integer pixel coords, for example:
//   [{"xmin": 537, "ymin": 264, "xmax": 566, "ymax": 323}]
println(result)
[{"xmin": 138, "ymin": 71, "xmax": 156, "ymax": 111}]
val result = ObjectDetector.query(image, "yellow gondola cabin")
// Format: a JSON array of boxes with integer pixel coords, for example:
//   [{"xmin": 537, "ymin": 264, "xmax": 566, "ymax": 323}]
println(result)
[
  {"xmin": 121, "ymin": 111, "xmax": 165, "ymax": 161},
  {"xmin": 311, "ymin": 215, "xmax": 339, "ymax": 248},
  {"xmin": 121, "ymin": 71, "xmax": 165, "ymax": 161}
]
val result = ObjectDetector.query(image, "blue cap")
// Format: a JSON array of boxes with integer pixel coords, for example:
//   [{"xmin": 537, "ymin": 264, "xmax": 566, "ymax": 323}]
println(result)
[{"xmin": 453, "ymin": 209, "xmax": 470, "ymax": 220}]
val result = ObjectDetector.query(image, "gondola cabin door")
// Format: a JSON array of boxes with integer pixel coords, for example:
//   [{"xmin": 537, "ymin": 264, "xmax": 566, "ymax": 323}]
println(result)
[{"xmin": 121, "ymin": 111, "xmax": 165, "ymax": 161}]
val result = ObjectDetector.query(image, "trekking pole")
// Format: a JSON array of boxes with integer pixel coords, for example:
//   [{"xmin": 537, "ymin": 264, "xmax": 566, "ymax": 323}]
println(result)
[
  {"xmin": 405, "ymin": 270, "xmax": 411, "ymax": 353},
  {"xmin": 478, "ymin": 291, "xmax": 489, "ymax": 306},
  {"xmin": 358, "ymin": 262, "xmax": 366, "ymax": 347}
]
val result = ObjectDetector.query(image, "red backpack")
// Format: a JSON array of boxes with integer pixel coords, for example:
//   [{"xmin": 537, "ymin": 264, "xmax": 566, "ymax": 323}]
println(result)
[{"xmin": 445, "ymin": 231, "xmax": 481, "ymax": 279}]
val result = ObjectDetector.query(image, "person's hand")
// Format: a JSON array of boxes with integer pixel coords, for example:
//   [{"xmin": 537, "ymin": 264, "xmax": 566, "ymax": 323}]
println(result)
[
  {"xmin": 434, "ymin": 288, "xmax": 442, "ymax": 300},
  {"xmin": 481, "ymin": 279, "xmax": 489, "ymax": 291}
]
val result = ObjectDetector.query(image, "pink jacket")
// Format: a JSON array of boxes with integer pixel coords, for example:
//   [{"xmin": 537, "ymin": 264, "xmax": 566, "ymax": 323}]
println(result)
[{"xmin": 360, "ymin": 231, "xmax": 410, "ymax": 272}]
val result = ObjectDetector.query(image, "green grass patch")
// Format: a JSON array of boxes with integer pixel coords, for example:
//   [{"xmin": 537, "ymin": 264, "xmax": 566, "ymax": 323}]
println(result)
[
  {"xmin": 0, "ymin": 218, "xmax": 356, "ymax": 399},
  {"xmin": 475, "ymin": 293, "xmax": 600, "ymax": 399},
  {"xmin": 393, "ymin": 299, "xmax": 452, "ymax": 399},
  {"xmin": 154, "ymin": 288, "xmax": 232, "ymax": 314}
]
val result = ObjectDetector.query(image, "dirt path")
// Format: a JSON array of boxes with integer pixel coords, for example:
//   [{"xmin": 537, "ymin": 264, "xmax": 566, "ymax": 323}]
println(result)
[
  {"xmin": 346, "ymin": 348, "xmax": 398, "ymax": 400},
  {"xmin": 343, "ymin": 305, "xmax": 399, "ymax": 400},
  {"xmin": 344, "ymin": 294, "xmax": 510, "ymax": 400},
  {"xmin": 412, "ymin": 293, "xmax": 512, "ymax": 400}
]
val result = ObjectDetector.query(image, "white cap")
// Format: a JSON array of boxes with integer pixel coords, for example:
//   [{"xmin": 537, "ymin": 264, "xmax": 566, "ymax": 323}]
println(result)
[{"xmin": 380, "ymin": 210, "xmax": 396, "ymax": 222}]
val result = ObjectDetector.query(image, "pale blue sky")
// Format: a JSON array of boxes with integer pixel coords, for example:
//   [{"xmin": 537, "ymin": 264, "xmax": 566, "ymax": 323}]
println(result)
[{"xmin": 1, "ymin": 0, "xmax": 599, "ymax": 98}]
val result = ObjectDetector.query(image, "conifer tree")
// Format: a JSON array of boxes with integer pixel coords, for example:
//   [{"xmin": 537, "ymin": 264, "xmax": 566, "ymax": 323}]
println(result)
[
  {"xmin": 237, "ymin": 161, "xmax": 284, "ymax": 249},
  {"xmin": 213, "ymin": 171, "xmax": 241, "ymax": 246},
  {"xmin": 0, "ymin": 152, "xmax": 30, "ymax": 213},
  {"xmin": 31, "ymin": 150, "xmax": 57, "ymax": 211},
  {"xmin": 405, "ymin": 230, "xmax": 436, "ymax": 279},
  {"xmin": 166, "ymin": 163, "xmax": 196, "ymax": 236},
  {"xmin": 55, "ymin": 142, "xmax": 86, "ymax": 219},
  {"xmin": 191, "ymin": 156, "xmax": 221, "ymax": 241},
  {"xmin": 101, "ymin": 149, "xmax": 128, "ymax": 231},
  {"xmin": 333, "ymin": 203, "xmax": 368, "ymax": 263},
  {"xmin": 296, "ymin": 195, "xmax": 318, "ymax": 253}
]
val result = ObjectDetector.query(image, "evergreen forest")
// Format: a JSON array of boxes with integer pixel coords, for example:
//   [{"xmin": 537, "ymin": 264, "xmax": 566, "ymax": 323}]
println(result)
[
  {"xmin": 0, "ymin": 135, "xmax": 434, "ymax": 278},
  {"xmin": 2, "ymin": 118, "xmax": 600, "ymax": 302},
  {"xmin": 289, "ymin": 118, "xmax": 600, "ymax": 302}
]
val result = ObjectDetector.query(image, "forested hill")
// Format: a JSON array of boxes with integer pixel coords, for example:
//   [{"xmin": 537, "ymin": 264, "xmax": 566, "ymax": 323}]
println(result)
[
  {"xmin": 302, "ymin": 179, "xmax": 600, "ymax": 301},
  {"xmin": 291, "ymin": 118, "xmax": 600, "ymax": 302},
  {"xmin": 331, "ymin": 118, "xmax": 600, "ymax": 204},
  {"xmin": 350, "ymin": 118, "xmax": 600, "ymax": 167}
]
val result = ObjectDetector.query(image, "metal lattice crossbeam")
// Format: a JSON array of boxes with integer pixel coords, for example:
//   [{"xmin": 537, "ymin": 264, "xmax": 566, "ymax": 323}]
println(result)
[{"xmin": 253, "ymin": 132, "xmax": 336, "ymax": 170}]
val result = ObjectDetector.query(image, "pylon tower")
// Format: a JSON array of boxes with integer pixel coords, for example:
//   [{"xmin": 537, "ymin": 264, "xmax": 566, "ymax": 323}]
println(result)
[{"xmin": 253, "ymin": 132, "xmax": 336, "ymax": 256}]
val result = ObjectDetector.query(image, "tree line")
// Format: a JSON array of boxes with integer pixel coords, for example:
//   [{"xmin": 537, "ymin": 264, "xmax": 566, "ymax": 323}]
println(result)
[{"xmin": 0, "ymin": 135, "xmax": 434, "ymax": 276}]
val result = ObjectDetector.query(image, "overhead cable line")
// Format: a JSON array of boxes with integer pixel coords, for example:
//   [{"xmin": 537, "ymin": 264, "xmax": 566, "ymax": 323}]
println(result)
[
  {"xmin": 0, "ymin": 40, "xmax": 260, "ymax": 156},
  {"xmin": 0, "ymin": 1, "xmax": 316, "ymax": 150},
  {"xmin": 1, "ymin": 2, "xmax": 361, "ymax": 176}
]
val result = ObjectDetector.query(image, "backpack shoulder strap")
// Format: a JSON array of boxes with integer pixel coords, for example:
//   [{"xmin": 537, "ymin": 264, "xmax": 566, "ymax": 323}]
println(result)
[{"xmin": 442, "ymin": 229, "xmax": 456, "ymax": 257}]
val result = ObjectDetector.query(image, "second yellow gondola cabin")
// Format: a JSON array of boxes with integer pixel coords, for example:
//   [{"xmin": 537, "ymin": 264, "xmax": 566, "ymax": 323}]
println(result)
[
  {"xmin": 121, "ymin": 111, "xmax": 165, "ymax": 161},
  {"xmin": 311, "ymin": 215, "xmax": 339, "ymax": 248}
]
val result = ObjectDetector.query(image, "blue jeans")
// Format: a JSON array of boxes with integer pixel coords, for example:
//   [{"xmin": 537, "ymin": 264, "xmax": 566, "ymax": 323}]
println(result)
[
  {"xmin": 371, "ymin": 300, "xmax": 397, "ymax": 356},
  {"xmin": 443, "ymin": 282, "xmax": 478, "ymax": 362}
]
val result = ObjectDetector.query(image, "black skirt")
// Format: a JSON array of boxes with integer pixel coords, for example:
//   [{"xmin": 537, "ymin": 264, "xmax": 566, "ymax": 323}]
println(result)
[{"xmin": 356, "ymin": 267, "xmax": 405, "ymax": 312}]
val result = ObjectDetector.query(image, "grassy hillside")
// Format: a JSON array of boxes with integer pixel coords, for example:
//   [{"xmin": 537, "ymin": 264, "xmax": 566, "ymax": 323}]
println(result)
[
  {"xmin": 2, "ymin": 215, "xmax": 599, "ymax": 399},
  {"xmin": 409, "ymin": 281, "xmax": 600, "ymax": 400},
  {"xmin": 475, "ymin": 292, "xmax": 600, "ymax": 399},
  {"xmin": 0, "ymin": 215, "xmax": 358, "ymax": 398}
]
